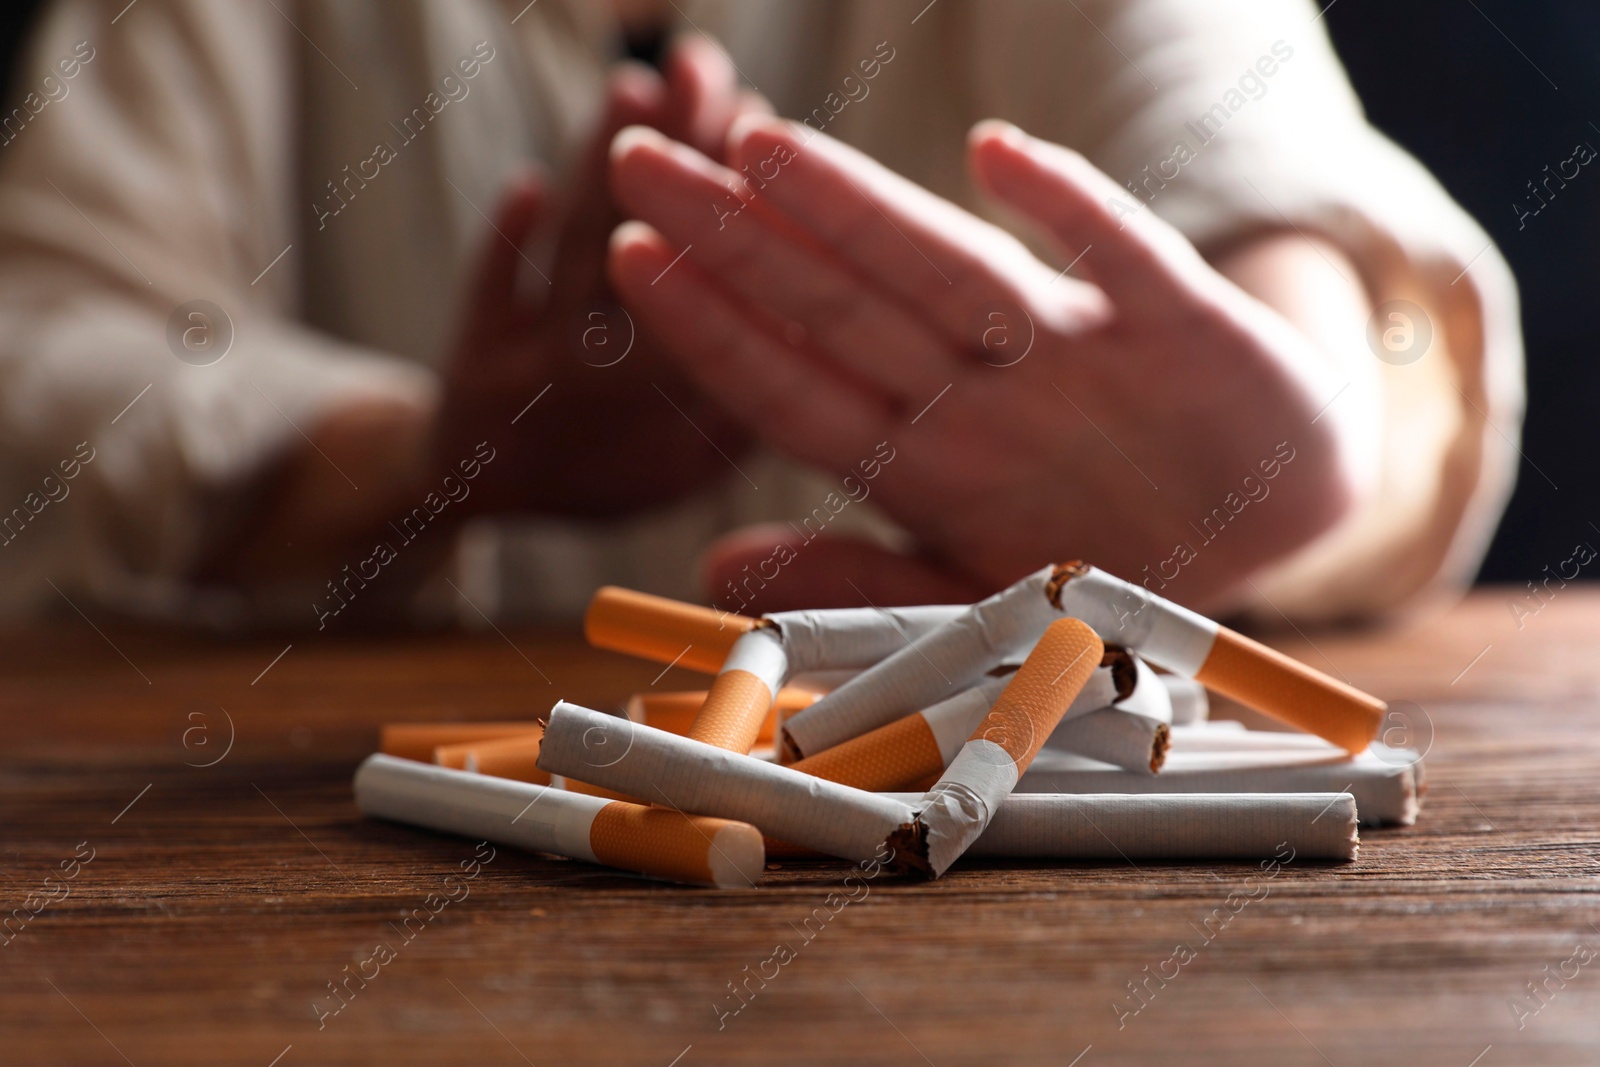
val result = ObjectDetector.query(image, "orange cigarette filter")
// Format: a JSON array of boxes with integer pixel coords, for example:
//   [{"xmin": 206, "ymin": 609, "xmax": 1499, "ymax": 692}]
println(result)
[
  {"xmin": 788, "ymin": 712, "xmax": 944, "ymax": 792},
  {"xmin": 380, "ymin": 722, "xmax": 539, "ymax": 762},
  {"xmin": 690, "ymin": 668, "xmax": 774, "ymax": 752},
  {"xmin": 628, "ymin": 688, "xmax": 817, "ymax": 743},
  {"xmin": 1193, "ymin": 628, "xmax": 1384, "ymax": 755},
  {"xmin": 433, "ymin": 734, "xmax": 549, "ymax": 785},
  {"xmin": 588, "ymin": 802, "xmax": 763, "ymax": 888},
  {"xmin": 558, "ymin": 775, "xmax": 641, "ymax": 804},
  {"xmin": 974, "ymin": 618, "xmax": 1105, "ymax": 771},
  {"xmin": 584, "ymin": 586, "xmax": 753, "ymax": 674}
]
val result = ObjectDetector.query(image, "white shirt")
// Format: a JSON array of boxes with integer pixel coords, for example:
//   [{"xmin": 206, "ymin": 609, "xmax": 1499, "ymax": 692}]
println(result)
[{"xmin": 0, "ymin": 0, "xmax": 1521, "ymax": 626}]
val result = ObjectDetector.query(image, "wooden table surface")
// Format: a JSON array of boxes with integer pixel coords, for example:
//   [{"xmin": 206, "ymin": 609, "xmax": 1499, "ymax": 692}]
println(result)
[{"xmin": 4, "ymin": 588, "xmax": 1600, "ymax": 1066}]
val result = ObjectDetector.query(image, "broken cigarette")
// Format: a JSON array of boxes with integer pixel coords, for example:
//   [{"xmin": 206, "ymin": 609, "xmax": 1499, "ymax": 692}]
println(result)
[
  {"xmin": 790, "ymin": 650, "xmax": 1172, "ymax": 793},
  {"xmin": 781, "ymin": 571, "xmax": 1060, "ymax": 759},
  {"xmin": 1160, "ymin": 674, "xmax": 1209, "ymax": 725},
  {"xmin": 380, "ymin": 722, "xmax": 539, "ymax": 762},
  {"xmin": 1053, "ymin": 563, "xmax": 1384, "ymax": 753},
  {"xmin": 782, "ymin": 563, "xmax": 1384, "ymax": 757},
  {"xmin": 433, "ymin": 734, "xmax": 548, "ymax": 785},
  {"xmin": 353, "ymin": 754, "xmax": 764, "ymax": 888},
  {"xmin": 1044, "ymin": 651, "xmax": 1172, "ymax": 774},
  {"xmin": 883, "ymin": 791, "xmax": 1359, "ymax": 862},
  {"xmin": 911, "ymin": 617, "xmax": 1105, "ymax": 877},
  {"xmin": 536, "ymin": 700, "xmax": 918, "ymax": 863}
]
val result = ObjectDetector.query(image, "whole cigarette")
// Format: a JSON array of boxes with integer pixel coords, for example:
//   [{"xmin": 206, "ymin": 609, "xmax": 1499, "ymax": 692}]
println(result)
[
  {"xmin": 625, "ymin": 688, "xmax": 818, "ymax": 741},
  {"xmin": 1053, "ymin": 563, "xmax": 1383, "ymax": 753},
  {"xmin": 911, "ymin": 618, "xmax": 1105, "ymax": 877},
  {"xmin": 883, "ymin": 791, "xmax": 1359, "ymax": 861},
  {"xmin": 536, "ymin": 701, "xmax": 918, "ymax": 863},
  {"xmin": 380, "ymin": 722, "xmax": 538, "ymax": 762},
  {"xmin": 353, "ymin": 754, "xmax": 764, "ymax": 888},
  {"xmin": 1045, "ymin": 652, "xmax": 1172, "ymax": 773},
  {"xmin": 781, "ymin": 566, "xmax": 1063, "ymax": 759},
  {"xmin": 692, "ymin": 605, "xmax": 970, "ymax": 754},
  {"xmin": 585, "ymin": 586, "xmax": 752, "ymax": 675},
  {"xmin": 1021, "ymin": 743, "xmax": 1423, "ymax": 827},
  {"xmin": 433, "ymin": 734, "xmax": 549, "ymax": 784},
  {"xmin": 1168, "ymin": 724, "xmax": 1349, "ymax": 752}
]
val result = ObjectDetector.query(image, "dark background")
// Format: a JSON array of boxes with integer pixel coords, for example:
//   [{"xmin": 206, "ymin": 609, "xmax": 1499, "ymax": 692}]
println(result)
[{"xmin": 0, "ymin": 1, "xmax": 1589, "ymax": 587}]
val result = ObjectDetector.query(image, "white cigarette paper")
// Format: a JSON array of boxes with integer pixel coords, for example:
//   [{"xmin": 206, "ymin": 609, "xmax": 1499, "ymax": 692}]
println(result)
[
  {"xmin": 1045, "ymin": 708, "xmax": 1169, "ymax": 774},
  {"xmin": 783, "ymin": 562, "xmax": 1383, "ymax": 758},
  {"xmin": 915, "ymin": 618, "xmax": 1104, "ymax": 877},
  {"xmin": 1018, "ymin": 741, "xmax": 1423, "ymax": 826},
  {"xmin": 1161, "ymin": 674, "xmax": 1209, "ymax": 724},
  {"xmin": 352, "ymin": 754, "xmax": 764, "ymax": 888},
  {"xmin": 536, "ymin": 701, "xmax": 918, "ymax": 863},
  {"xmin": 782, "ymin": 568, "xmax": 1066, "ymax": 758},
  {"xmin": 1044, "ymin": 653, "xmax": 1172, "ymax": 773},
  {"xmin": 883, "ymin": 792, "xmax": 1359, "ymax": 861},
  {"xmin": 695, "ymin": 606, "xmax": 969, "ymax": 752}
]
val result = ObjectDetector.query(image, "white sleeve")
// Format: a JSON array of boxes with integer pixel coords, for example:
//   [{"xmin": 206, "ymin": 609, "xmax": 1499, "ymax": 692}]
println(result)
[{"xmin": 0, "ymin": 0, "xmax": 435, "ymax": 622}]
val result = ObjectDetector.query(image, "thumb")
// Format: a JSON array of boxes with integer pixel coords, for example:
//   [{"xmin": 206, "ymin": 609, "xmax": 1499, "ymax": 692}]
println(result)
[
  {"xmin": 457, "ymin": 170, "xmax": 548, "ymax": 361},
  {"xmin": 700, "ymin": 524, "xmax": 988, "ymax": 615}
]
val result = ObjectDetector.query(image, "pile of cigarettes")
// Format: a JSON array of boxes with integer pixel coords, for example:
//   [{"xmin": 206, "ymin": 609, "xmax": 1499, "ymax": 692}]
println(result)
[{"xmin": 355, "ymin": 562, "xmax": 1424, "ymax": 888}]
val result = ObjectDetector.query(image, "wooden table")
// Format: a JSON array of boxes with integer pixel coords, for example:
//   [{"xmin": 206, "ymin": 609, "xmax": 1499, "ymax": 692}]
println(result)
[{"xmin": 4, "ymin": 589, "xmax": 1599, "ymax": 1065}]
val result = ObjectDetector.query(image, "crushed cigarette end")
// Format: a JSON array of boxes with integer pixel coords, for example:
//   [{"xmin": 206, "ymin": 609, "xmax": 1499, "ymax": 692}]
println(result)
[
  {"xmin": 1149, "ymin": 723, "xmax": 1171, "ymax": 773},
  {"xmin": 1104, "ymin": 647, "xmax": 1137, "ymax": 700},
  {"xmin": 884, "ymin": 820, "xmax": 931, "ymax": 878},
  {"xmin": 1045, "ymin": 560, "xmax": 1087, "ymax": 608}
]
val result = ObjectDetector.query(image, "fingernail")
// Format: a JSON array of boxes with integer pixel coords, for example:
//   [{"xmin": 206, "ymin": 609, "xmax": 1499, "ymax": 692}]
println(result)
[
  {"xmin": 609, "ymin": 124, "xmax": 670, "ymax": 163},
  {"xmin": 608, "ymin": 219, "xmax": 659, "ymax": 252},
  {"xmin": 969, "ymin": 118, "xmax": 1026, "ymax": 147}
]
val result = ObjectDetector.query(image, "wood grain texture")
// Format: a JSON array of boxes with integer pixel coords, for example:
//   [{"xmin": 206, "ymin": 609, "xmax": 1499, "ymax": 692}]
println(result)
[{"xmin": 2, "ymin": 590, "xmax": 1600, "ymax": 1065}]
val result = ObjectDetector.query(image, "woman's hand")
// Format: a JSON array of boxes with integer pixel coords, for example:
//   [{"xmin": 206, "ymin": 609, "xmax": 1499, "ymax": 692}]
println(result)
[{"xmin": 606, "ymin": 118, "xmax": 1364, "ymax": 609}]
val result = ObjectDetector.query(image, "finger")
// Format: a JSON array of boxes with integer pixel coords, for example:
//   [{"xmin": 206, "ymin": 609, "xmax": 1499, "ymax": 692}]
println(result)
[
  {"xmin": 727, "ymin": 116, "xmax": 1099, "ymax": 346},
  {"xmin": 609, "ymin": 125, "xmax": 962, "ymax": 402},
  {"xmin": 967, "ymin": 120, "xmax": 1213, "ymax": 316},
  {"xmin": 662, "ymin": 35, "xmax": 742, "ymax": 162},
  {"xmin": 459, "ymin": 171, "xmax": 547, "ymax": 360},
  {"xmin": 701, "ymin": 525, "xmax": 988, "ymax": 613},
  {"xmin": 607, "ymin": 220, "xmax": 893, "ymax": 469}
]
